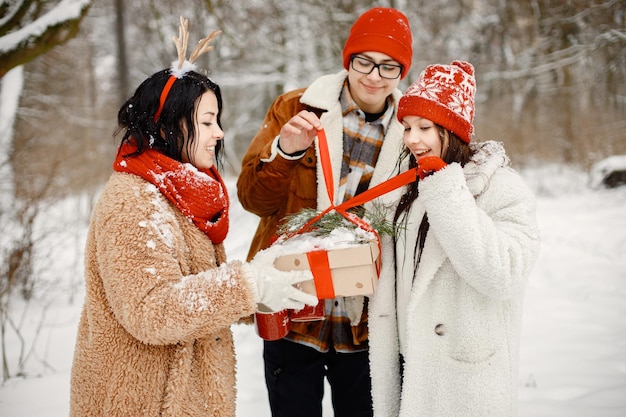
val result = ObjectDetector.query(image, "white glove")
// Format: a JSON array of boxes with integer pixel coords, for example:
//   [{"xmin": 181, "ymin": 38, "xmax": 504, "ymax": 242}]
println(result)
[{"xmin": 243, "ymin": 247, "xmax": 319, "ymax": 312}]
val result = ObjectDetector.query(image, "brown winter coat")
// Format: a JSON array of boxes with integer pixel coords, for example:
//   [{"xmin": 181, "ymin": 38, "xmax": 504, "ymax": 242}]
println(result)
[{"xmin": 69, "ymin": 172, "xmax": 257, "ymax": 417}]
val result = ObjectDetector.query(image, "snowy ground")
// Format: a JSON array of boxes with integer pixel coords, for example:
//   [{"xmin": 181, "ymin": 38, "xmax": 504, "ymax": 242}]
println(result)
[{"xmin": 1, "ymin": 166, "xmax": 625, "ymax": 416}]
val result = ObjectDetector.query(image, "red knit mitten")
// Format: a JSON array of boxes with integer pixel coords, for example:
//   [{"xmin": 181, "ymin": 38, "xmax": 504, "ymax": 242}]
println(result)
[{"xmin": 417, "ymin": 156, "xmax": 447, "ymax": 180}]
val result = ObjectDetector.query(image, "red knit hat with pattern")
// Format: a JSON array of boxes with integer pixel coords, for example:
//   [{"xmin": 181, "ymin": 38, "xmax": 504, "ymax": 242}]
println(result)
[
  {"xmin": 397, "ymin": 61, "xmax": 476, "ymax": 143},
  {"xmin": 342, "ymin": 7, "xmax": 413, "ymax": 79}
]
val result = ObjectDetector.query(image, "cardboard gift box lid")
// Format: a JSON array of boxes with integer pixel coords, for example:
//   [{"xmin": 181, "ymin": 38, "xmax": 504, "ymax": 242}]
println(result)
[{"xmin": 273, "ymin": 240, "xmax": 380, "ymax": 298}]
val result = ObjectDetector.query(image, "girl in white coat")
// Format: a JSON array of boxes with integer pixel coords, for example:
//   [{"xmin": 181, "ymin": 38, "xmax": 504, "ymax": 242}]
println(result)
[{"xmin": 368, "ymin": 61, "xmax": 540, "ymax": 417}]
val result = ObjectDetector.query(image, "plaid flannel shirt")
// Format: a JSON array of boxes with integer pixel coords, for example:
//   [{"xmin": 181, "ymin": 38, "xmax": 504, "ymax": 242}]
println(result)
[{"xmin": 285, "ymin": 82, "xmax": 396, "ymax": 353}]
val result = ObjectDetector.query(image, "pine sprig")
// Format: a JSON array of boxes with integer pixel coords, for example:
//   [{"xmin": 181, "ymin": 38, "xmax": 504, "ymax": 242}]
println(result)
[
  {"xmin": 277, "ymin": 203, "xmax": 399, "ymax": 239},
  {"xmin": 364, "ymin": 202, "xmax": 401, "ymax": 238},
  {"xmin": 277, "ymin": 208, "xmax": 346, "ymax": 237}
]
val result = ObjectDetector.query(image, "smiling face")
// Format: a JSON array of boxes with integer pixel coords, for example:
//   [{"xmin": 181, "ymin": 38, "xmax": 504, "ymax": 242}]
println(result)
[
  {"xmin": 181, "ymin": 90, "xmax": 223, "ymax": 170},
  {"xmin": 402, "ymin": 115, "xmax": 447, "ymax": 161},
  {"xmin": 347, "ymin": 51, "xmax": 402, "ymax": 114}
]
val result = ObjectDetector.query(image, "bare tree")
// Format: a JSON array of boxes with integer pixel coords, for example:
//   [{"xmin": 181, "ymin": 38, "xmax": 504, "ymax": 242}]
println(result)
[
  {"xmin": 404, "ymin": 0, "xmax": 626, "ymax": 167},
  {"xmin": 114, "ymin": 0, "xmax": 129, "ymax": 102},
  {"xmin": 0, "ymin": 0, "xmax": 92, "ymax": 380}
]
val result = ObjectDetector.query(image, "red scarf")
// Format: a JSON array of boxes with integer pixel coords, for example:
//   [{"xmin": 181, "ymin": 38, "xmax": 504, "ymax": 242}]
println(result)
[{"xmin": 113, "ymin": 142, "xmax": 229, "ymax": 244}]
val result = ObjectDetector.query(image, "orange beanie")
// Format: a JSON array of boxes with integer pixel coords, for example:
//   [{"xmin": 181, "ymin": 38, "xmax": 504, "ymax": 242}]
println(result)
[{"xmin": 342, "ymin": 7, "xmax": 413, "ymax": 79}]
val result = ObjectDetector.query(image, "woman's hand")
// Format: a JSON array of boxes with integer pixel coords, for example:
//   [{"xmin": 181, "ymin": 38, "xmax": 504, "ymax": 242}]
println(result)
[
  {"xmin": 417, "ymin": 156, "xmax": 448, "ymax": 180},
  {"xmin": 243, "ymin": 247, "xmax": 319, "ymax": 312}
]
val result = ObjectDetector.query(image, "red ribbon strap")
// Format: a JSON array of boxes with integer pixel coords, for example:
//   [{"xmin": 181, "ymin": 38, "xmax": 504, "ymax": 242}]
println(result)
[
  {"xmin": 317, "ymin": 129, "xmax": 335, "ymax": 205},
  {"xmin": 290, "ymin": 129, "xmax": 418, "ymax": 238},
  {"xmin": 306, "ymin": 250, "xmax": 335, "ymax": 299}
]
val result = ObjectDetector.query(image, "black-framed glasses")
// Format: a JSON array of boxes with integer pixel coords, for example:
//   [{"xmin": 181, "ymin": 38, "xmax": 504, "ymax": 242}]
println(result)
[{"xmin": 350, "ymin": 55, "xmax": 403, "ymax": 79}]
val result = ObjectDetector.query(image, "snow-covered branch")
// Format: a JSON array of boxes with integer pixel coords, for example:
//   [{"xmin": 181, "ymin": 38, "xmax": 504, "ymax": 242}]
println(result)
[{"xmin": 0, "ymin": 0, "xmax": 92, "ymax": 78}]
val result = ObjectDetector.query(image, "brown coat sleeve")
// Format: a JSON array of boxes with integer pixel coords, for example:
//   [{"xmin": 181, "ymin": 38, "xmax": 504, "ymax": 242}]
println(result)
[{"xmin": 237, "ymin": 88, "xmax": 322, "ymax": 260}]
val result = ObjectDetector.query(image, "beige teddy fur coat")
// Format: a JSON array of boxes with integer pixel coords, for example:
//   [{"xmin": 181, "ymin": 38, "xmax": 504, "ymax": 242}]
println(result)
[{"xmin": 69, "ymin": 172, "xmax": 257, "ymax": 417}]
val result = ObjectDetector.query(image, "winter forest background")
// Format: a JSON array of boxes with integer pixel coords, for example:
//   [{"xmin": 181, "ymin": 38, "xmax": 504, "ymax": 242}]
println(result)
[{"xmin": 0, "ymin": 0, "xmax": 625, "ymax": 414}]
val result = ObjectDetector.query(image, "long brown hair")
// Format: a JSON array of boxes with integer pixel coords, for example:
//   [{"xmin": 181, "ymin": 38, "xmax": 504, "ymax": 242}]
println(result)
[{"xmin": 393, "ymin": 126, "xmax": 475, "ymax": 270}]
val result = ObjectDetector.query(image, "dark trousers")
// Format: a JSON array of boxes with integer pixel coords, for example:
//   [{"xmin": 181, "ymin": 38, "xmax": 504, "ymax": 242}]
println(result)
[{"xmin": 263, "ymin": 338, "xmax": 373, "ymax": 417}]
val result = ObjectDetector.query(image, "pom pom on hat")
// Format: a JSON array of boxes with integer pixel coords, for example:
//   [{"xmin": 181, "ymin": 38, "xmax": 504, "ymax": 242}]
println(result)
[
  {"xmin": 342, "ymin": 7, "xmax": 413, "ymax": 79},
  {"xmin": 397, "ymin": 60, "xmax": 476, "ymax": 143}
]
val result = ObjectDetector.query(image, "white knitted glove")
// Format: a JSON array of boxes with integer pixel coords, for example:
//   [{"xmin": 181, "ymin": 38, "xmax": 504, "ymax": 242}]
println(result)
[{"xmin": 243, "ymin": 247, "xmax": 319, "ymax": 312}]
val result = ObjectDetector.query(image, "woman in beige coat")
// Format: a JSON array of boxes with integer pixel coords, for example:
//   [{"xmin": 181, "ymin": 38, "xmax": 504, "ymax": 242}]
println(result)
[{"xmin": 69, "ymin": 21, "xmax": 316, "ymax": 417}]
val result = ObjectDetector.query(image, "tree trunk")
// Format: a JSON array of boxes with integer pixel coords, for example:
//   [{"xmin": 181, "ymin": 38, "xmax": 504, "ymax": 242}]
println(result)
[{"xmin": 114, "ymin": 0, "xmax": 129, "ymax": 104}]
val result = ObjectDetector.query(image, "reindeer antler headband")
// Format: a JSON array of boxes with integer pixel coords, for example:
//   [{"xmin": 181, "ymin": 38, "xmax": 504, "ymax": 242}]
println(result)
[{"xmin": 153, "ymin": 16, "xmax": 222, "ymax": 122}]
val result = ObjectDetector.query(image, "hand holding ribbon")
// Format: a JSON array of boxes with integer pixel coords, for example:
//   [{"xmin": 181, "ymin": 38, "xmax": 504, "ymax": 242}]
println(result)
[{"xmin": 416, "ymin": 156, "xmax": 447, "ymax": 180}]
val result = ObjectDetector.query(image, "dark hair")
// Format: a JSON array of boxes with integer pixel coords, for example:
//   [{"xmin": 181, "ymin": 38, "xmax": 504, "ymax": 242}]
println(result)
[
  {"xmin": 394, "ymin": 127, "xmax": 475, "ymax": 270},
  {"xmin": 116, "ymin": 69, "xmax": 224, "ymax": 169}
]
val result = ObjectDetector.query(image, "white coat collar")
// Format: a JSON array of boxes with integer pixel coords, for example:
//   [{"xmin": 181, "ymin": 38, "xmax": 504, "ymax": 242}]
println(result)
[
  {"xmin": 465, "ymin": 140, "xmax": 510, "ymax": 197},
  {"xmin": 300, "ymin": 70, "xmax": 348, "ymax": 111},
  {"xmin": 303, "ymin": 71, "xmax": 404, "ymax": 209}
]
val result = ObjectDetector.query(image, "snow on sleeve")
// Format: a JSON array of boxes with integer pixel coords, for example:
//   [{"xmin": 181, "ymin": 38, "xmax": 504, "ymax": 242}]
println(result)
[
  {"xmin": 140, "ymin": 183, "xmax": 176, "ymax": 248},
  {"xmin": 171, "ymin": 263, "xmax": 240, "ymax": 313}
]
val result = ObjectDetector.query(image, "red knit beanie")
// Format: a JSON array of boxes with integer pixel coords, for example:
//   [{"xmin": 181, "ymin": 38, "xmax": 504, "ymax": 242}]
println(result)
[
  {"xmin": 342, "ymin": 7, "xmax": 413, "ymax": 79},
  {"xmin": 397, "ymin": 61, "xmax": 476, "ymax": 143}
]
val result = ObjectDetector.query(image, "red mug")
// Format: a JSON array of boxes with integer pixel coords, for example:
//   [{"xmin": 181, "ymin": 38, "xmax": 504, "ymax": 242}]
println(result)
[
  {"xmin": 289, "ymin": 301, "xmax": 325, "ymax": 322},
  {"xmin": 254, "ymin": 307, "xmax": 290, "ymax": 341}
]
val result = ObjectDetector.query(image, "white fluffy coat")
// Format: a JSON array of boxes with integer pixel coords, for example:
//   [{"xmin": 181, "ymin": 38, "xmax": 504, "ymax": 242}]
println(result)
[{"xmin": 368, "ymin": 141, "xmax": 540, "ymax": 417}]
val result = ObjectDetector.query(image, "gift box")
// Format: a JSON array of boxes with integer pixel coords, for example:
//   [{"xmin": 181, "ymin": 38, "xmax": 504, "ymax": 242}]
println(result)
[
  {"xmin": 264, "ymin": 128, "xmax": 416, "ymax": 299},
  {"xmin": 273, "ymin": 239, "xmax": 380, "ymax": 299}
]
